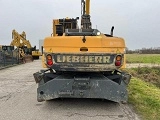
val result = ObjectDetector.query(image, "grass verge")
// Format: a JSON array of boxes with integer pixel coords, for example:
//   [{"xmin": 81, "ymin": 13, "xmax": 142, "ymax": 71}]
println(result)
[
  {"xmin": 128, "ymin": 78, "xmax": 160, "ymax": 120},
  {"xmin": 126, "ymin": 54, "xmax": 160, "ymax": 64},
  {"xmin": 129, "ymin": 67, "xmax": 160, "ymax": 87}
]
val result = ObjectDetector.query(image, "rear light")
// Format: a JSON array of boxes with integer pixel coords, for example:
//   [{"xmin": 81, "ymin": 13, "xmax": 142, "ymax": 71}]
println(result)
[
  {"xmin": 116, "ymin": 55, "xmax": 122, "ymax": 61},
  {"xmin": 115, "ymin": 61, "xmax": 121, "ymax": 66},
  {"xmin": 47, "ymin": 60, "xmax": 53, "ymax": 66},
  {"xmin": 46, "ymin": 54, "xmax": 53, "ymax": 66},
  {"xmin": 115, "ymin": 55, "xmax": 122, "ymax": 66}
]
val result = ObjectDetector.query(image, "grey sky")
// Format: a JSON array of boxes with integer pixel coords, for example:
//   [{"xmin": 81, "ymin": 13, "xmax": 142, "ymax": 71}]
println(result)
[{"xmin": 0, "ymin": 0, "xmax": 160, "ymax": 50}]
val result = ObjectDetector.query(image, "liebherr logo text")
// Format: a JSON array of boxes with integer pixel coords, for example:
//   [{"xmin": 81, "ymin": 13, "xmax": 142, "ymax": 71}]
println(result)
[{"xmin": 56, "ymin": 55, "xmax": 111, "ymax": 63}]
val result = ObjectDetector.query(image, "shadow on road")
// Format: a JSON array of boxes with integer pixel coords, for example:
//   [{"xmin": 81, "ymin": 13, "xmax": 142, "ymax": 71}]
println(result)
[{"xmin": 43, "ymin": 98, "xmax": 120, "ymax": 112}]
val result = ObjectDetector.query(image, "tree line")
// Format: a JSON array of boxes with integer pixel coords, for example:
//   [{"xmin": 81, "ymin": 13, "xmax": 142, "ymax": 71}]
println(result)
[{"xmin": 126, "ymin": 47, "xmax": 160, "ymax": 54}]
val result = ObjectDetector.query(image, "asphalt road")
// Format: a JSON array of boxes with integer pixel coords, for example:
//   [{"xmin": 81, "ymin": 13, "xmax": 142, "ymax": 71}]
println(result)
[{"xmin": 0, "ymin": 60, "xmax": 140, "ymax": 120}]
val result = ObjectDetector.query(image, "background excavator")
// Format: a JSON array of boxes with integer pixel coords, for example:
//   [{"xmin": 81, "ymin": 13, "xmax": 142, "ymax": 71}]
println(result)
[
  {"xmin": 11, "ymin": 29, "xmax": 41, "ymax": 62},
  {"xmin": 34, "ymin": 0, "xmax": 131, "ymax": 103}
]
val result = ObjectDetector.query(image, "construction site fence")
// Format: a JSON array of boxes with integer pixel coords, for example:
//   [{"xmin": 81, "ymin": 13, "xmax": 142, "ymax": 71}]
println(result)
[{"xmin": 0, "ymin": 50, "xmax": 22, "ymax": 69}]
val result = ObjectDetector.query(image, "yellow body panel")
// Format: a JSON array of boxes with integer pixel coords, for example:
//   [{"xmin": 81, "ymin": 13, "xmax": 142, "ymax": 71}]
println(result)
[{"xmin": 44, "ymin": 35, "xmax": 125, "ymax": 53}]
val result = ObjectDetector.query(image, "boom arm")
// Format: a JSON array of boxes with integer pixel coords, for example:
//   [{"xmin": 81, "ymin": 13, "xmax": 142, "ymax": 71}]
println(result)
[
  {"xmin": 11, "ymin": 29, "xmax": 32, "ymax": 48},
  {"xmin": 85, "ymin": 0, "xmax": 90, "ymax": 15},
  {"xmin": 81, "ymin": 0, "xmax": 91, "ymax": 29}
]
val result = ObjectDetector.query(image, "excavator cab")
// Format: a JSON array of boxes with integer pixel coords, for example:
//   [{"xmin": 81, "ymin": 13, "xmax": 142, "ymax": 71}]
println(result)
[{"xmin": 53, "ymin": 18, "xmax": 79, "ymax": 36}]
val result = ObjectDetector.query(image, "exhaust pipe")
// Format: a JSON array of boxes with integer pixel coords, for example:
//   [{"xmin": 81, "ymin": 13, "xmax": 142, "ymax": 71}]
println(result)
[{"xmin": 110, "ymin": 26, "xmax": 114, "ymax": 36}]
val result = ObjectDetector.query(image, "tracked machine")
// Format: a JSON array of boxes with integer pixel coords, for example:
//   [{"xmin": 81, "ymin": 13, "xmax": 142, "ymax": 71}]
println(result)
[
  {"xmin": 11, "ymin": 29, "xmax": 41, "ymax": 62},
  {"xmin": 33, "ymin": 0, "xmax": 131, "ymax": 103}
]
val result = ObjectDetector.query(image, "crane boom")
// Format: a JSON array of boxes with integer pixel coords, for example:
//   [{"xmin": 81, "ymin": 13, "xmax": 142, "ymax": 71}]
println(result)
[
  {"xmin": 81, "ymin": 0, "xmax": 91, "ymax": 29},
  {"xmin": 11, "ymin": 29, "xmax": 32, "ymax": 48},
  {"xmin": 85, "ymin": 0, "xmax": 90, "ymax": 15}
]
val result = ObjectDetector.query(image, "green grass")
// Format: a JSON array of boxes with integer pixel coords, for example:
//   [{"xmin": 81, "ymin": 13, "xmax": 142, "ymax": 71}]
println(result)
[
  {"xmin": 126, "ymin": 54, "xmax": 160, "ymax": 64},
  {"xmin": 128, "ymin": 78, "xmax": 160, "ymax": 120}
]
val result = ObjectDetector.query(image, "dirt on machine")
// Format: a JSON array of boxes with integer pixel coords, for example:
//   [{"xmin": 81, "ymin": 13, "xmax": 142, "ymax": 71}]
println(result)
[{"xmin": 33, "ymin": 0, "xmax": 131, "ymax": 103}]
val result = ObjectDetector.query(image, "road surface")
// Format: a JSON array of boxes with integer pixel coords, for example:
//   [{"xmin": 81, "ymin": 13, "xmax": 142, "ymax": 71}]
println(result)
[
  {"xmin": 126, "ymin": 63, "xmax": 160, "ymax": 68},
  {"xmin": 0, "ymin": 60, "xmax": 140, "ymax": 120}
]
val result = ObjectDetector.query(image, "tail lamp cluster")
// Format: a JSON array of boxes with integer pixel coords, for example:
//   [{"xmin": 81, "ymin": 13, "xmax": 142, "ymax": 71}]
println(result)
[
  {"xmin": 46, "ymin": 54, "xmax": 122, "ymax": 67},
  {"xmin": 115, "ymin": 55, "xmax": 122, "ymax": 67},
  {"xmin": 46, "ymin": 54, "xmax": 53, "ymax": 66}
]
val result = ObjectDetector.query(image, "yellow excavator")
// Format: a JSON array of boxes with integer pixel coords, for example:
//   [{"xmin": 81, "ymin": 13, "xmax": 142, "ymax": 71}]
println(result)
[
  {"xmin": 11, "ymin": 29, "xmax": 41, "ymax": 61},
  {"xmin": 34, "ymin": 0, "xmax": 131, "ymax": 103}
]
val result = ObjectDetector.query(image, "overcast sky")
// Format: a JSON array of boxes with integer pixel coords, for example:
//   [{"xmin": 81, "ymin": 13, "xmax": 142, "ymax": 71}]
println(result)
[{"xmin": 0, "ymin": 0, "xmax": 160, "ymax": 50}]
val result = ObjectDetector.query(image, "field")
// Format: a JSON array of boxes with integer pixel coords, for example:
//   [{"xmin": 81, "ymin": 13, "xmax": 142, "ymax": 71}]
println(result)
[
  {"xmin": 126, "ymin": 54, "xmax": 160, "ymax": 64},
  {"xmin": 126, "ymin": 54, "xmax": 160, "ymax": 120}
]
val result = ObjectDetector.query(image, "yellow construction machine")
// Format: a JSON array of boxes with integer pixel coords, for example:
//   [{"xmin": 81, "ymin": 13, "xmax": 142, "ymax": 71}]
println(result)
[
  {"xmin": 11, "ymin": 29, "xmax": 41, "ymax": 61},
  {"xmin": 34, "ymin": 0, "xmax": 131, "ymax": 103}
]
